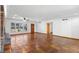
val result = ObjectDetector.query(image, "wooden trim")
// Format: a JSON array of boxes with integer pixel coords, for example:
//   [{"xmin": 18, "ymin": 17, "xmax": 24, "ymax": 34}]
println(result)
[
  {"xmin": 10, "ymin": 32, "xmax": 30, "ymax": 36},
  {"xmin": 35, "ymin": 32, "xmax": 46, "ymax": 34},
  {"xmin": 35, "ymin": 32, "xmax": 53, "ymax": 34},
  {"xmin": 35, "ymin": 32, "xmax": 47, "ymax": 35},
  {"xmin": 10, "ymin": 32, "xmax": 53, "ymax": 36},
  {"xmin": 36, "ymin": 32, "xmax": 79, "ymax": 40},
  {"xmin": 0, "ymin": 5, "xmax": 4, "ymax": 38},
  {"xmin": 53, "ymin": 35, "xmax": 79, "ymax": 40},
  {"xmin": 35, "ymin": 32, "xmax": 53, "ymax": 35},
  {"xmin": 10, "ymin": 32, "xmax": 79, "ymax": 40}
]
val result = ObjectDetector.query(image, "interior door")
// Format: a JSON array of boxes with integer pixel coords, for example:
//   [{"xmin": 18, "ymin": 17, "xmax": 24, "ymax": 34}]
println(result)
[
  {"xmin": 47, "ymin": 23, "xmax": 51, "ymax": 34},
  {"xmin": 31, "ymin": 24, "xmax": 34, "ymax": 34},
  {"xmin": 27, "ymin": 24, "xmax": 35, "ymax": 52},
  {"xmin": 46, "ymin": 23, "xmax": 53, "ymax": 48}
]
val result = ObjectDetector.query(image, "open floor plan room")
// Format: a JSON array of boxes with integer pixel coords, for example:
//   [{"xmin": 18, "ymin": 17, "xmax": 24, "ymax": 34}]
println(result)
[{"xmin": 0, "ymin": 5, "xmax": 79, "ymax": 53}]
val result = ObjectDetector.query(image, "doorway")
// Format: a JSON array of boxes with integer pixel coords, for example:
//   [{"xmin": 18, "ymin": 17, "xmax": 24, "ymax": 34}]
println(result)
[
  {"xmin": 47, "ymin": 23, "xmax": 51, "ymax": 34},
  {"xmin": 31, "ymin": 24, "xmax": 35, "ymax": 34}
]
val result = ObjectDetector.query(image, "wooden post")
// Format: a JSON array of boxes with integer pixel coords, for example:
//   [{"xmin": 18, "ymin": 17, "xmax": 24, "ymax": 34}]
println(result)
[{"xmin": 0, "ymin": 5, "xmax": 4, "ymax": 52}]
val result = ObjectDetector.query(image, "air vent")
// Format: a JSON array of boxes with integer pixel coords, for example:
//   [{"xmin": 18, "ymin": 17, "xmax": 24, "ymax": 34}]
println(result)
[{"xmin": 62, "ymin": 19, "xmax": 68, "ymax": 21}]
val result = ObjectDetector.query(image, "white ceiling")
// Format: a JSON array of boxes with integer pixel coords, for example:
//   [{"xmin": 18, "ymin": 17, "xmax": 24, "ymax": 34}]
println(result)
[{"xmin": 7, "ymin": 5, "xmax": 79, "ymax": 21}]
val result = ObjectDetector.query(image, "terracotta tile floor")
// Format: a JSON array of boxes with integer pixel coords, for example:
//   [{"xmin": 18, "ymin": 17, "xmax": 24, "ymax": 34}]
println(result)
[{"xmin": 4, "ymin": 33, "xmax": 79, "ymax": 53}]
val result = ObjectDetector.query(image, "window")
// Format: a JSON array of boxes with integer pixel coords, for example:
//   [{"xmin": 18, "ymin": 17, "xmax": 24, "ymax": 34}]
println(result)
[
  {"xmin": 11, "ymin": 22, "xmax": 27, "ymax": 33},
  {"xmin": 11, "ymin": 23, "xmax": 15, "ymax": 32},
  {"xmin": 19, "ymin": 23, "xmax": 23, "ymax": 29},
  {"xmin": 11, "ymin": 23, "xmax": 15, "ymax": 29},
  {"xmin": 24, "ymin": 24, "xmax": 27, "ymax": 31},
  {"xmin": 16, "ymin": 23, "xmax": 20, "ymax": 32}
]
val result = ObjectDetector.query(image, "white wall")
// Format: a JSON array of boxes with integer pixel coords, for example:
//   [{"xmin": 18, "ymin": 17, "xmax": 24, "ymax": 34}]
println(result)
[
  {"xmin": 53, "ymin": 16, "xmax": 79, "ymax": 39},
  {"xmin": 71, "ymin": 17, "xmax": 79, "ymax": 39},
  {"xmin": 5, "ymin": 16, "xmax": 79, "ymax": 39},
  {"xmin": 5, "ymin": 18, "xmax": 31, "ymax": 34},
  {"xmin": 5, "ymin": 18, "xmax": 48, "ymax": 34},
  {"xmin": 35, "ymin": 21, "xmax": 47, "ymax": 33},
  {"xmin": 35, "ymin": 21, "xmax": 53, "ymax": 33}
]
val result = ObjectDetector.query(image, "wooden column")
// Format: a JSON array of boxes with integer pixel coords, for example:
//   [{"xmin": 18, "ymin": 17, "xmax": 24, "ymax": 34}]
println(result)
[
  {"xmin": 0, "ymin": 5, "xmax": 11, "ymax": 53},
  {"xmin": 0, "ymin": 5, "xmax": 4, "ymax": 52},
  {"xmin": 0, "ymin": 5, "xmax": 4, "ymax": 39}
]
